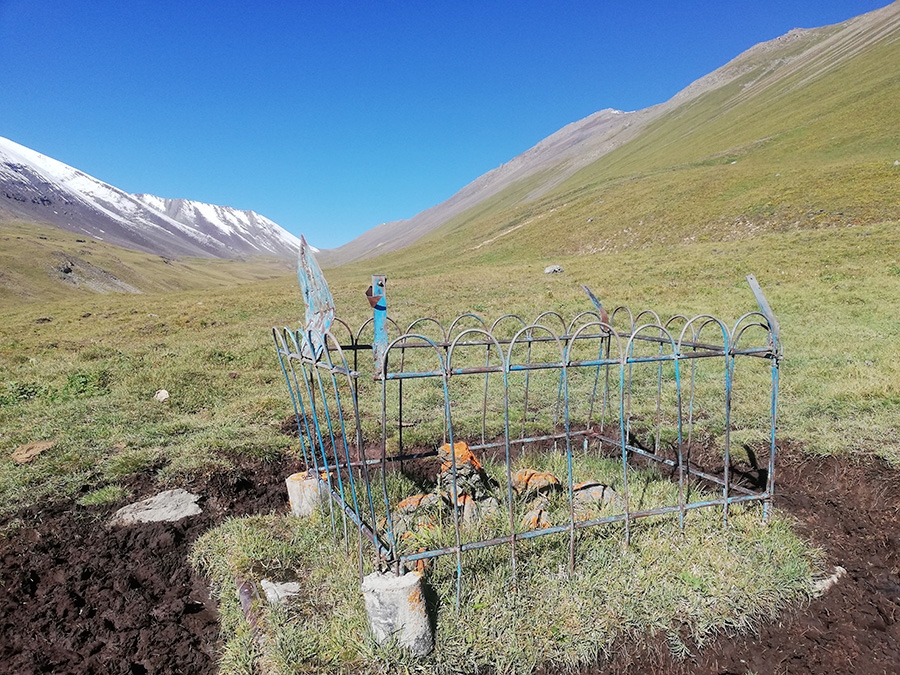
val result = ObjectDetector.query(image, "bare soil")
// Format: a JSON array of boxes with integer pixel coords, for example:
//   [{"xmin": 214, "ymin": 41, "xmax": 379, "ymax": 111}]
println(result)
[
  {"xmin": 0, "ymin": 451, "xmax": 897, "ymax": 675},
  {"xmin": 0, "ymin": 457, "xmax": 304, "ymax": 675}
]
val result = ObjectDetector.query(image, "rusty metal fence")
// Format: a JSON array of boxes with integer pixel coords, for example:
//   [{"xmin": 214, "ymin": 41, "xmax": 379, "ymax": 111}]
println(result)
[{"xmin": 274, "ymin": 265, "xmax": 782, "ymax": 604}]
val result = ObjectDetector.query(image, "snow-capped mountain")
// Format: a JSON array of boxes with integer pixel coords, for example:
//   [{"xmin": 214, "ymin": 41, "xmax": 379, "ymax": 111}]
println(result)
[{"xmin": 0, "ymin": 135, "xmax": 302, "ymax": 259}]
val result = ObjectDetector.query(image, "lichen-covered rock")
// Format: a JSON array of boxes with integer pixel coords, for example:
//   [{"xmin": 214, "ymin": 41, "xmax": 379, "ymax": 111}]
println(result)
[
  {"xmin": 437, "ymin": 441, "xmax": 497, "ymax": 498},
  {"xmin": 511, "ymin": 468, "xmax": 561, "ymax": 496},
  {"xmin": 521, "ymin": 507, "xmax": 551, "ymax": 530},
  {"xmin": 397, "ymin": 493, "xmax": 442, "ymax": 514},
  {"xmin": 438, "ymin": 441, "xmax": 482, "ymax": 474}
]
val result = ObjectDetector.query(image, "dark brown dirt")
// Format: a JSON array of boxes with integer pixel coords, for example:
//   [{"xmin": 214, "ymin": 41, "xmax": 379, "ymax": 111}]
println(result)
[
  {"xmin": 0, "ymin": 450, "xmax": 897, "ymax": 674},
  {"xmin": 586, "ymin": 451, "xmax": 900, "ymax": 675},
  {"xmin": 0, "ymin": 457, "xmax": 304, "ymax": 675}
]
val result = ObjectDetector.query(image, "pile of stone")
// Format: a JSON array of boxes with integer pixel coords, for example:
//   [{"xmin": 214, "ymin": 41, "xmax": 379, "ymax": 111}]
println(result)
[{"xmin": 393, "ymin": 443, "xmax": 620, "ymax": 541}]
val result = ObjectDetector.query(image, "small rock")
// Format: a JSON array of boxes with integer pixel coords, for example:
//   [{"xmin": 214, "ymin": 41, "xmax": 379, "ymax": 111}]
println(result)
[
  {"xmin": 894, "ymin": 160, "xmax": 900, "ymax": 166},
  {"xmin": 521, "ymin": 507, "xmax": 551, "ymax": 530},
  {"xmin": 110, "ymin": 488, "xmax": 202, "ymax": 526},
  {"xmin": 260, "ymin": 579, "xmax": 302, "ymax": 605},
  {"xmin": 11, "ymin": 440, "xmax": 56, "ymax": 464},
  {"xmin": 544, "ymin": 265, "xmax": 564, "ymax": 274},
  {"xmin": 476, "ymin": 494, "xmax": 500, "ymax": 518},
  {"xmin": 397, "ymin": 493, "xmax": 442, "ymax": 514},
  {"xmin": 573, "ymin": 481, "xmax": 618, "ymax": 519},
  {"xmin": 573, "ymin": 481, "xmax": 616, "ymax": 505},
  {"xmin": 153, "ymin": 389, "xmax": 170, "ymax": 403},
  {"xmin": 512, "ymin": 468, "xmax": 560, "ymax": 496},
  {"xmin": 456, "ymin": 494, "xmax": 477, "ymax": 523},
  {"xmin": 813, "ymin": 565, "xmax": 847, "ymax": 595}
]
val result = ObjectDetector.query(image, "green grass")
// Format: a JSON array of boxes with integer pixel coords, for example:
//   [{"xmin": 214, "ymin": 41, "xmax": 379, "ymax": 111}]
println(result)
[
  {"xmin": 1, "ymin": 218, "xmax": 897, "ymax": 519},
  {"xmin": 0, "ymin": 283, "xmax": 300, "ymax": 517},
  {"xmin": 192, "ymin": 455, "xmax": 817, "ymax": 674},
  {"xmin": 77, "ymin": 484, "xmax": 129, "ymax": 507}
]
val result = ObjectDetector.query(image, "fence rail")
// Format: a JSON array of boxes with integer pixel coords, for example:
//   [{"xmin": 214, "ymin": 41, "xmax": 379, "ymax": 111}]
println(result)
[{"xmin": 275, "ymin": 270, "xmax": 781, "ymax": 607}]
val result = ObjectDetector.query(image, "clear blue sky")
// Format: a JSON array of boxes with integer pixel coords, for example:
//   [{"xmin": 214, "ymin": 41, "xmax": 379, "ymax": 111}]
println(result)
[{"xmin": 0, "ymin": 1, "xmax": 890, "ymax": 248}]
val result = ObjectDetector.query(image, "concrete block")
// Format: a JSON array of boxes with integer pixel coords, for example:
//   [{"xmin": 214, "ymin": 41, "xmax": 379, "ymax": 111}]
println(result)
[
  {"xmin": 286, "ymin": 472, "xmax": 326, "ymax": 517},
  {"xmin": 361, "ymin": 571, "xmax": 433, "ymax": 657}
]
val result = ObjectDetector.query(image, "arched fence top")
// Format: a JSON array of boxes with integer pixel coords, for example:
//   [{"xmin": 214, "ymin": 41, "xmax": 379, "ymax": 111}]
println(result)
[
  {"xmin": 446, "ymin": 328, "xmax": 507, "ymax": 372},
  {"xmin": 403, "ymin": 316, "xmax": 448, "ymax": 343},
  {"xmin": 567, "ymin": 311, "xmax": 609, "ymax": 336},
  {"xmin": 676, "ymin": 315, "xmax": 730, "ymax": 354},
  {"xmin": 355, "ymin": 315, "xmax": 402, "ymax": 345},
  {"xmin": 566, "ymin": 321, "xmax": 627, "ymax": 363},
  {"xmin": 610, "ymin": 305, "xmax": 635, "ymax": 332},
  {"xmin": 381, "ymin": 332, "xmax": 449, "ymax": 379},
  {"xmin": 531, "ymin": 311, "xmax": 567, "ymax": 336},
  {"xmin": 490, "ymin": 313, "xmax": 528, "ymax": 337},
  {"xmin": 732, "ymin": 311, "xmax": 780, "ymax": 356},
  {"xmin": 633, "ymin": 309, "xmax": 664, "ymax": 332},
  {"xmin": 627, "ymin": 322, "xmax": 679, "ymax": 358},
  {"xmin": 447, "ymin": 313, "xmax": 488, "ymax": 338},
  {"xmin": 330, "ymin": 317, "xmax": 356, "ymax": 348},
  {"xmin": 507, "ymin": 323, "xmax": 568, "ymax": 367}
]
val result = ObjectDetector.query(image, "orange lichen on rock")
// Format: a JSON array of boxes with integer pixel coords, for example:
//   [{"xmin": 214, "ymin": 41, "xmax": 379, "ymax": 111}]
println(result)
[
  {"xmin": 438, "ymin": 441, "xmax": 482, "ymax": 473},
  {"xmin": 398, "ymin": 494, "xmax": 429, "ymax": 512},
  {"xmin": 511, "ymin": 468, "xmax": 560, "ymax": 495},
  {"xmin": 414, "ymin": 549, "xmax": 431, "ymax": 573},
  {"xmin": 521, "ymin": 507, "xmax": 551, "ymax": 530}
]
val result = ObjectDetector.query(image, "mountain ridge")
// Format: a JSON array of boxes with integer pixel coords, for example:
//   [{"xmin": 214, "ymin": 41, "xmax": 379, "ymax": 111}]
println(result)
[{"xmin": 0, "ymin": 135, "xmax": 301, "ymax": 259}]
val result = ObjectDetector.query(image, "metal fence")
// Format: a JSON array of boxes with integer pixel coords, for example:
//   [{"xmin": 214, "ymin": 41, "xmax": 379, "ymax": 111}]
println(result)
[{"xmin": 274, "ymin": 267, "xmax": 782, "ymax": 605}]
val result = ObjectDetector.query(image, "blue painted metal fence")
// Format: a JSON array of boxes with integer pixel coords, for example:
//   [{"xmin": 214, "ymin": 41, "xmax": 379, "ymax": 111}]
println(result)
[{"xmin": 274, "ymin": 246, "xmax": 782, "ymax": 606}]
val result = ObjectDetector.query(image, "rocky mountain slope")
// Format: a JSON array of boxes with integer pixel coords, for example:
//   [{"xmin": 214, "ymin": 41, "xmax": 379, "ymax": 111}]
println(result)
[{"xmin": 0, "ymin": 136, "xmax": 301, "ymax": 259}]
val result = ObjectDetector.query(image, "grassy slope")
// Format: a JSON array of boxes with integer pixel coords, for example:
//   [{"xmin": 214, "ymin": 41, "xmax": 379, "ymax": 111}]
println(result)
[
  {"xmin": 359, "ymin": 13, "xmax": 900, "ymax": 272},
  {"xmin": 0, "ymin": 219, "xmax": 294, "ymax": 306},
  {"xmin": 319, "ymin": 10, "xmax": 900, "ymax": 464}
]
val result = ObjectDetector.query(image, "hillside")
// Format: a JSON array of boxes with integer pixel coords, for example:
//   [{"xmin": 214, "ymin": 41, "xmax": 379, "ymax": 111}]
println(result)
[
  {"xmin": 322, "ymin": 1, "xmax": 900, "ymax": 270},
  {"xmin": 0, "ymin": 220, "xmax": 293, "ymax": 306}
]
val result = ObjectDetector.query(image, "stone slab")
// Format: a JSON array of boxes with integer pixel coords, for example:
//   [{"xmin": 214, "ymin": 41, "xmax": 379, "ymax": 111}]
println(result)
[{"xmin": 109, "ymin": 488, "xmax": 202, "ymax": 526}]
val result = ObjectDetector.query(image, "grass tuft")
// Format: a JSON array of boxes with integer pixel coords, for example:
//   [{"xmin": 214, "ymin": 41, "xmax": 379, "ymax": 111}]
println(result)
[{"xmin": 77, "ymin": 484, "xmax": 129, "ymax": 506}]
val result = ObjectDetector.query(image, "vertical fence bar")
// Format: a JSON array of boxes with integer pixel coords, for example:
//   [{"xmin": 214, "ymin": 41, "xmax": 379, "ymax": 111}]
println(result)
[{"xmin": 765, "ymin": 355, "xmax": 780, "ymax": 522}]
